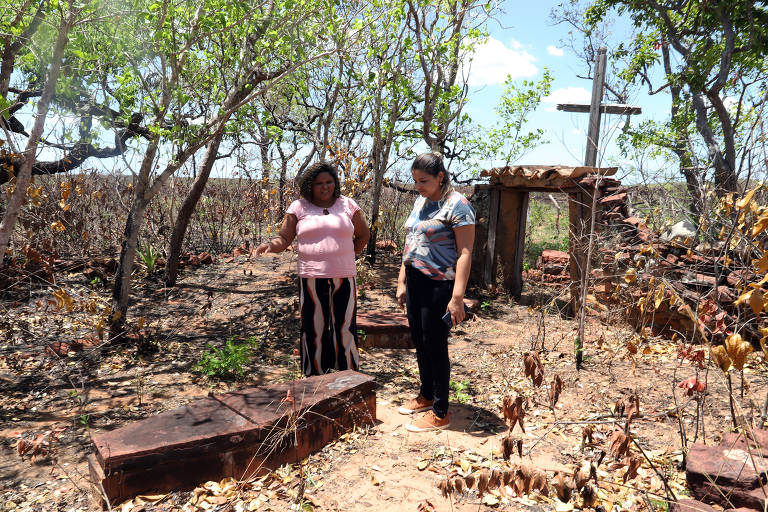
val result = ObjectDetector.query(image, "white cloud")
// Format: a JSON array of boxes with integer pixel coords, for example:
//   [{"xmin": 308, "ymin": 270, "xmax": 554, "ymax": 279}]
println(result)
[
  {"xmin": 723, "ymin": 96, "xmax": 738, "ymax": 110},
  {"xmin": 547, "ymin": 45, "xmax": 564, "ymax": 57},
  {"xmin": 543, "ymin": 87, "xmax": 591, "ymax": 105},
  {"xmin": 542, "ymin": 87, "xmax": 591, "ymax": 112},
  {"xmin": 464, "ymin": 36, "xmax": 538, "ymax": 87}
]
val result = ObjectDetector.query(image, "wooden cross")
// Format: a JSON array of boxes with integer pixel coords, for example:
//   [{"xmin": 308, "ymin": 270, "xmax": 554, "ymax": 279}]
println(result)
[{"xmin": 556, "ymin": 47, "xmax": 641, "ymax": 166}]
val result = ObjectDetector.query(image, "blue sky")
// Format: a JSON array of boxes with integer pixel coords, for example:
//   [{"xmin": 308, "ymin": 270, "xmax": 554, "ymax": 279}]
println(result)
[{"xmin": 462, "ymin": 0, "xmax": 670, "ymax": 179}]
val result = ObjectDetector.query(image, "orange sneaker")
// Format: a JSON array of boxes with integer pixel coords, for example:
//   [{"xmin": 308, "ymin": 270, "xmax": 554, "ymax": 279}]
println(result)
[
  {"xmin": 397, "ymin": 395, "xmax": 434, "ymax": 415},
  {"xmin": 406, "ymin": 411, "xmax": 451, "ymax": 432}
]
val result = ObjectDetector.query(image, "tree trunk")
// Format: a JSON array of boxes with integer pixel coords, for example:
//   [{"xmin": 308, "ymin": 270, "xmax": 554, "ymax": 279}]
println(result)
[
  {"xmin": 110, "ymin": 140, "xmax": 159, "ymax": 339},
  {"xmin": 0, "ymin": 9, "xmax": 71, "ymax": 258},
  {"xmin": 278, "ymin": 159, "xmax": 287, "ymax": 218},
  {"xmin": 692, "ymin": 92, "xmax": 738, "ymax": 196},
  {"xmin": 164, "ymin": 132, "xmax": 224, "ymax": 286}
]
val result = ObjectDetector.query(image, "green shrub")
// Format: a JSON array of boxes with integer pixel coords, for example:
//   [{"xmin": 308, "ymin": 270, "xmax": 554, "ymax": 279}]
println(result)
[
  {"xmin": 194, "ymin": 336, "xmax": 258, "ymax": 380},
  {"xmin": 137, "ymin": 244, "xmax": 160, "ymax": 273},
  {"xmin": 449, "ymin": 379, "xmax": 473, "ymax": 404}
]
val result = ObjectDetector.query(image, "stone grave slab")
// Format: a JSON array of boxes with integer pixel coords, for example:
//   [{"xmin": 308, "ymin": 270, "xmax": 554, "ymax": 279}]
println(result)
[
  {"xmin": 686, "ymin": 440, "xmax": 768, "ymax": 509},
  {"xmin": 89, "ymin": 370, "xmax": 376, "ymax": 505},
  {"xmin": 670, "ymin": 499, "xmax": 718, "ymax": 512},
  {"xmin": 357, "ymin": 312, "xmax": 413, "ymax": 349}
]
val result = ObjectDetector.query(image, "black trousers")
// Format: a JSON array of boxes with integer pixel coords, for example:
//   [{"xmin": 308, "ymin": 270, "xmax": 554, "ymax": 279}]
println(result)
[{"xmin": 405, "ymin": 266, "xmax": 454, "ymax": 417}]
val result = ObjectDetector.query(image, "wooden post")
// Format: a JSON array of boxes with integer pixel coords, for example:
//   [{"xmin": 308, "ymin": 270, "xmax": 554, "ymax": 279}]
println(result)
[
  {"xmin": 497, "ymin": 190, "xmax": 529, "ymax": 299},
  {"xmin": 568, "ymin": 189, "xmax": 593, "ymax": 314},
  {"xmin": 510, "ymin": 192, "xmax": 529, "ymax": 299},
  {"xmin": 585, "ymin": 47, "xmax": 607, "ymax": 167},
  {"xmin": 483, "ymin": 187, "xmax": 501, "ymax": 288}
]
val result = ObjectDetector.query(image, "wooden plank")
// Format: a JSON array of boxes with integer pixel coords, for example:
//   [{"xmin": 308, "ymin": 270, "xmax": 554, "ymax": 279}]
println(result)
[
  {"xmin": 557, "ymin": 103, "xmax": 641, "ymax": 115},
  {"xmin": 510, "ymin": 192, "xmax": 529, "ymax": 299},
  {"xmin": 90, "ymin": 370, "xmax": 376, "ymax": 505},
  {"xmin": 483, "ymin": 187, "xmax": 501, "ymax": 287}
]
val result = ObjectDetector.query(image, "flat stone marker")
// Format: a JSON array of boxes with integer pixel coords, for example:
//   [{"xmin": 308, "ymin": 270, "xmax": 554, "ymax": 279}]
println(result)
[
  {"xmin": 686, "ymin": 434, "xmax": 768, "ymax": 510},
  {"xmin": 357, "ymin": 312, "xmax": 413, "ymax": 349},
  {"xmin": 89, "ymin": 370, "xmax": 376, "ymax": 505}
]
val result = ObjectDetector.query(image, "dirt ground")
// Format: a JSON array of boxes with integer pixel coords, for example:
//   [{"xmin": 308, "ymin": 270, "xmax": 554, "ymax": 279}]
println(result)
[{"xmin": 1, "ymin": 251, "xmax": 766, "ymax": 511}]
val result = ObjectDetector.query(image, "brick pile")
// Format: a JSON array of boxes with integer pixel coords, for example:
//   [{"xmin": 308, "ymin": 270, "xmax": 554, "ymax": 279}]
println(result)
[{"xmin": 526, "ymin": 176, "xmax": 761, "ymax": 342}]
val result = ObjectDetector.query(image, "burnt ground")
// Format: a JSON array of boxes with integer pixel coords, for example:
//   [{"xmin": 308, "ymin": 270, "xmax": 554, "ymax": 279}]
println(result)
[{"xmin": 1, "ymin": 251, "xmax": 766, "ymax": 511}]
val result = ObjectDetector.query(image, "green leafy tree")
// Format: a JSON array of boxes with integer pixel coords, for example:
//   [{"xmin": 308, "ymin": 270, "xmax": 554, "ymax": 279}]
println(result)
[
  {"xmin": 586, "ymin": 0, "xmax": 768, "ymax": 198},
  {"xmin": 110, "ymin": 0, "xmax": 348, "ymax": 338},
  {"xmin": 474, "ymin": 69, "xmax": 554, "ymax": 169}
]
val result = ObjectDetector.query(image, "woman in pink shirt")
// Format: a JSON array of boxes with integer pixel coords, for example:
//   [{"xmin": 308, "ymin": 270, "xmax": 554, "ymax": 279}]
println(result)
[{"xmin": 255, "ymin": 161, "xmax": 370, "ymax": 376}]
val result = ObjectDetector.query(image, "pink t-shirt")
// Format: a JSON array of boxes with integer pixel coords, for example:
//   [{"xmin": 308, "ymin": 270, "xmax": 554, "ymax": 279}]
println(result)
[{"xmin": 286, "ymin": 195, "xmax": 360, "ymax": 278}]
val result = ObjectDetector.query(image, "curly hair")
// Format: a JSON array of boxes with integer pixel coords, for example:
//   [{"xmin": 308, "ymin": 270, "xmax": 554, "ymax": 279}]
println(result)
[
  {"xmin": 297, "ymin": 161, "xmax": 341, "ymax": 201},
  {"xmin": 411, "ymin": 152, "xmax": 451, "ymax": 194}
]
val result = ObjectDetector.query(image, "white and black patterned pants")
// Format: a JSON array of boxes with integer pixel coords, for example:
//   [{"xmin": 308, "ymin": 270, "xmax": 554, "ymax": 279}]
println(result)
[{"xmin": 298, "ymin": 277, "xmax": 359, "ymax": 376}]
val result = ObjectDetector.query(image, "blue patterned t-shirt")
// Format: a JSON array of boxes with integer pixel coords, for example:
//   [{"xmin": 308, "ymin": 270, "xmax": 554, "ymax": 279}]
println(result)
[{"xmin": 402, "ymin": 190, "xmax": 475, "ymax": 280}]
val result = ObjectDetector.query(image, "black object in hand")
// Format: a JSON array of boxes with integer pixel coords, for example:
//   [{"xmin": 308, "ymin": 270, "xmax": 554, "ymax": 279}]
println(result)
[{"xmin": 441, "ymin": 311, "xmax": 452, "ymax": 327}]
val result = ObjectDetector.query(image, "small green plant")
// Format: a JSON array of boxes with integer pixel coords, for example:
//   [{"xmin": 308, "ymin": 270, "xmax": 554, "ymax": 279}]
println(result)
[
  {"xmin": 449, "ymin": 379, "xmax": 473, "ymax": 404},
  {"xmin": 195, "ymin": 336, "xmax": 258, "ymax": 380},
  {"xmin": 79, "ymin": 414, "xmax": 90, "ymax": 428},
  {"xmin": 90, "ymin": 276, "xmax": 102, "ymax": 287},
  {"xmin": 480, "ymin": 300, "xmax": 491, "ymax": 311},
  {"xmin": 137, "ymin": 244, "xmax": 160, "ymax": 273}
]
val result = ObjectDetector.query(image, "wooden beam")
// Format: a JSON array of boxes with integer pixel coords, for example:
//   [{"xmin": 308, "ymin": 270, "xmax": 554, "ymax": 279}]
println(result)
[
  {"xmin": 510, "ymin": 192, "xmax": 529, "ymax": 299},
  {"xmin": 483, "ymin": 187, "xmax": 500, "ymax": 288},
  {"xmin": 585, "ymin": 47, "xmax": 607, "ymax": 167},
  {"xmin": 557, "ymin": 103, "xmax": 642, "ymax": 115}
]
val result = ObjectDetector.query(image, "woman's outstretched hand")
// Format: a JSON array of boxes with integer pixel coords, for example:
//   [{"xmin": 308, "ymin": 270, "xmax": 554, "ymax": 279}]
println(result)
[
  {"xmin": 254, "ymin": 243, "xmax": 271, "ymax": 255},
  {"xmin": 446, "ymin": 296, "xmax": 466, "ymax": 326}
]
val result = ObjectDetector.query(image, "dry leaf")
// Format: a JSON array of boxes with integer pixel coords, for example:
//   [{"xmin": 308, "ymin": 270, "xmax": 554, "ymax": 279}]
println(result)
[
  {"xmin": 725, "ymin": 333, "xmax": 752, "ymax": 371},
  {"xmin": 677, "ymin": 376, "xmax": 706, "ymax": 396},
  {"xmin": 625, "ymin": 393, "xmax": 640, "ymax": 424},
  {"xmin": 437, "ymin": 479, "xmax": 452, "ymax": 498},
  {"xmin": 489, "ymin": 469, "xmax": 502, "ymax": 489},
  {"xmin": 523, "ymin": 351, "xmax": 544, "ymax": 387},
  {"xmin": 613, "ymin": 398, "xmax": 625, "ymax": 417},
  {"xmin": 502, "ymin": 469, "xmax": 515, "ymax": 487},
  {"xmin": 581, "ymin": 484, "xmax": 597, "ymax": 507},
  {"xmin": 502, "ymin": 396, "xmax": 525, "ymax": 432},
  {"xmin": 464, "ymin": 473, "xmax": 476, "ymax": 489},
  {"xmin": 581, "ymin": 424, "xmax": 594, "ymax": 448},
  {"xmin": 477, "ymin": 470, "xmax": 490, "ymax": 495},
  {"xmin": 549, "ymin": 375, "xmax": 564, "ymax": 409},
  {"xmin": 750, "ymin": 289, "xmax": 765, "ymax": 316},
  {"xmin": 573, "ymin": 461, "xmax": 595, "ymax": 491},
  {"xmin": 501, "ymin": 435, "xmax": 522, "ymax": 460},
  {"xmin": 609, "ymin": 430, "xmax": 631, "ymax": 459},
  {"xmin": 452, "ymin": 477, "xmax": 466, "ymax": 494},
  {"xmin": 711, "ymin": 344, "xmax": 732, "ymax": 372},
  {"xmin": 623, "ymin": 455, "xmax": 642, "ymax": 483},
  {"xmin": 551, "ymin": 471, "xmax": 573, "ymax": 502},
  {"xmin": 417, "ymin": 500, "xmax": 436, "ymax": 512}
]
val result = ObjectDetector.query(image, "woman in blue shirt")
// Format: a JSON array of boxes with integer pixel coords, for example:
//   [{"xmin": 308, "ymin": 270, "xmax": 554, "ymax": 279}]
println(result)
[{"xmin": 395, "ymin": 152, "xmax": 475, "ymax": 432}]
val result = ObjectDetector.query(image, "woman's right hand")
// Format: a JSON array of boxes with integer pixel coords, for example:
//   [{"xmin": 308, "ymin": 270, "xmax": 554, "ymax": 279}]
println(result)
[
  {"xmin": 396, "ymin": 282, "xmax": 406, "ymax": 311},
  {"xmin": 254, "ymin": 243, "xmax": 270, "ymax": 255}
]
